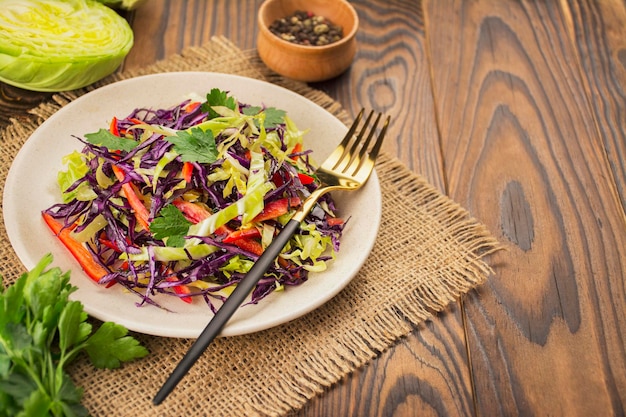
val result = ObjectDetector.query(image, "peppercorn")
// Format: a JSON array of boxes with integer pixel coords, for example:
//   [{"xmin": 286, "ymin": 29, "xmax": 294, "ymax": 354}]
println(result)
[{"xmin": 268, "ymin": 10, "xmax": 343, "ymax": 46}]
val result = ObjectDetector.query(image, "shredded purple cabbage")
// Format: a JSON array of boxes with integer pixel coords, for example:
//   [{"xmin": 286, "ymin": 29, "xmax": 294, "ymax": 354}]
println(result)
[{"xmin": 43, "ymin": 92, "xmax": 345, "ymax": 311}]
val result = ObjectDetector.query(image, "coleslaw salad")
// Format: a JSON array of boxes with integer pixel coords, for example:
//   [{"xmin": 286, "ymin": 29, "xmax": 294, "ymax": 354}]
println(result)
[{"xmin": 42, "ymin": 88, "xmax": 345, "ymax": 311}]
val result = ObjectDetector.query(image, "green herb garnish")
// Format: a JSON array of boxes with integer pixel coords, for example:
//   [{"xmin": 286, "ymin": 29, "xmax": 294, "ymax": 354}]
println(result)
[
  {"xmin": 164, "ymin": 127, "xmax": 218, "ymax": 164},
  {"xmin": 0, "ymin": 254, "xmax": 148, "ymax": 417},
  {"xmin": 201, "ymin": 88, "xmax": 237, "ymax": 119},
  {"xmin": 150, "ymin": 205, "xmax": 193, "ymax": 247},
  {"xmin": 243, "ymin": 106, "xmax": 286, "ymax": 128},
  {"xmin": 84, "ymin": 128, "xmax": 138, "ymax": 152}
]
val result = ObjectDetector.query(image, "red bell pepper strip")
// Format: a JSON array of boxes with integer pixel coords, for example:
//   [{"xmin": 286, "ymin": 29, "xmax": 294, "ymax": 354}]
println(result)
[
  {"xmin": 98, "ymin": 233, "xmax": 133, "ymax": 252},
  {"xmin": 327, "ymin": 217, "xmax": 344, "ymax": 227},
  {"xmin": 252, "ymin": 197, "xmax": 302, "ymax": 223},
  {"xmin": 172, "ymin": 199, "xmax": 231, "ymax": 236},
  {"xmin": 112, "ymin": 165, "xmax": 151, "ymax": 231},
  {"xmin": 172, "ymin": 198, "xmax": 296, "ymax": 256},
  {"xmin": 113, "ymin": 118, "xmax": 144, "ymax": 136},
  {"xmin": 183, "ymin": 101, "xmax": 201, "ymax": 113},
  {"xmin": 213, "ymin": 210, "xmax": 300, "ymax": 273},
  {"xmin": 172, "ymin": 198, "xmax": 210, "ymax": 223},
  {"xmin": 42, "ymin": 212, "xmax": 109, "ymax": 283},
  {"xmin": 272, "ymin": 172, "xmax": 285, "ymax": 187},
  {"xmin": 219, "ymin": 223, "xmax": 298, "ymax": 273},
  {"xmin": 182, "ymin": 161, "xmax": 193, "ymax": 183},
  {"xmin": 109, "ymin": 117, "xmax": 120, "ymax": 136},
  {"xmin": 214, "ymin": 224, "xmax": 263, "ymax": 255},
  {"xmin": 98, "ymin": 237, "xmax": 120, "ymax": 252},
  {"xmin": 165, "ymin": 276, "xmax": 192, "ymax": 304},
  {"xmin": 297, "ymin": 172, "xmax": 315, "ymax": 185},
  {"xmin": 232, "ymin": 238, "xmax": 263, "ymax": 256},
  {"xmin": 290, "ymin": 142, "xmax": 303, "ymax": 160},
  {"xmin": 223, "ymin": 227, "xmax": 261, "ymax": 243}
]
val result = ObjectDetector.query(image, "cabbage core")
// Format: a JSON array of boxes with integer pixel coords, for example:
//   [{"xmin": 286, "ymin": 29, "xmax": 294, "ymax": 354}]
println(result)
[{"xmin": 0, "ymin": 0, "xmax": 134, "ymax": 92}]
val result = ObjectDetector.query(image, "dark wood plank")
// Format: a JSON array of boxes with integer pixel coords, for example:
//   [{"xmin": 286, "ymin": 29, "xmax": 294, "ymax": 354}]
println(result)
[
  {"xmin": 123, "ymin": 0, "xmax": 262, "ymax": 70},
  {"xmin": 424, "ymin": 0, "xmax": 626, "ymax": 415},
  {"xmin": 0, "ymin": 84, "xmax": 52, "ymax": 128},
  {"xmin": 564, "ymin": 0, "xmax": 626, "ymax": 209}
]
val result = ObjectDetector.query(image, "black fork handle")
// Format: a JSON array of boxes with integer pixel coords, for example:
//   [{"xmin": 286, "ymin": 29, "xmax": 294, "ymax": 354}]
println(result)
[{"xmin": 153, "ymin": 218, "xmax": 301, "ymax": 405}]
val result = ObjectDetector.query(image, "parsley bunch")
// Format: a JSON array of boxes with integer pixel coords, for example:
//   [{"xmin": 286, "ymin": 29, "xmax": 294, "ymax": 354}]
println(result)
[{"xmin": 0, "ymin": 254, "xmax": 148, "ymax": 417}]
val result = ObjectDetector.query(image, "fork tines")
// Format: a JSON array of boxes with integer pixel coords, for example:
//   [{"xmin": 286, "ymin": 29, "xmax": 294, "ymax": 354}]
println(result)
[{"xmin": 332, "ymin": 109, "xmax": 390, "ymax": 175}]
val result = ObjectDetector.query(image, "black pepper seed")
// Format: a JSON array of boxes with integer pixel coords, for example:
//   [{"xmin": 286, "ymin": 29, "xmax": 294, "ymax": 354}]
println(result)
[{"xmin": 268, "ymin": 10, "xmax": 344, "ymax": 46}]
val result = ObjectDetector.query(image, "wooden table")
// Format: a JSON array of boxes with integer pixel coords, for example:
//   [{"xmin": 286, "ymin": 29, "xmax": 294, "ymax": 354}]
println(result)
[{"xmin": 2, "ymin": 1, "xmax": 625, "ymax": 415}]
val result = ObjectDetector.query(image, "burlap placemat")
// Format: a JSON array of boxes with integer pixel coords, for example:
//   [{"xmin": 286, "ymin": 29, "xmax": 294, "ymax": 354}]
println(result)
[{"xmin": 0, "ymin": 37, "xmax": 500, "ymax": 416}]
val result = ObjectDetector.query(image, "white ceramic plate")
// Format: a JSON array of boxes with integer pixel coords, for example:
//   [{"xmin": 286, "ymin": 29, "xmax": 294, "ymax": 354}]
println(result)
[{"xmin": 3, "ymin": 72, "xmax": 381, "ymax": 338}]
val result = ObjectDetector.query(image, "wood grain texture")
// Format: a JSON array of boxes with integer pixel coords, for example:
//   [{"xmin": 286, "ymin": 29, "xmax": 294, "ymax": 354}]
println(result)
[
  {"xmin": 123, "ymin": 0, "xmax": 263, "ymax": 70},
  {"xmin": 0, "ymin": 84, "xmax": 52, "ymax": 128},
  {"xmin": 424, "ymin": 0, "xmax": 626, "ymax": 415},
  {"xmin": 563, "ymin": 0, "xmax": 626, "ymax": 210}
]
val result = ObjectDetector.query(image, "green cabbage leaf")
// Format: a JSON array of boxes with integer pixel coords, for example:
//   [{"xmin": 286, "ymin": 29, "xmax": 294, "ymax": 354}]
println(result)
[{"xmin": 0, "ymin": 0, "xmax": 134, "ymax": 92}]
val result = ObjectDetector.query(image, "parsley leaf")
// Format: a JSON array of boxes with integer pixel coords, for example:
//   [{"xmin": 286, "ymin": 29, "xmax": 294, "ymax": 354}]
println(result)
[
  {"xmin": 242, "ymin": 106, "xmax": 286, "ymax": 128},
  {"xmin": 165, "ymin": 127, "xmax": 218, "ymax": 164},
  {"xmin": 85, "ymin": 322, "xmax": 149, "ymax": 369},
  {"xmin": 150, "ymin": 204, "xmax": 193, "ymax": 247},
  {"xmin": 261, "ymin": 107, "xmax": 286, "ymax": 128},
  {"xmin": 201, "ymin": 87, "xmax": 237, "ymax": 119},
  {"xmin": 58, "ymin": 301, "xmax": 91, "ymax": 352},
  {"xmin": 242, "ymin": 106, "xmax": 262, "ymax": 116},
  {"xmin": 84, "ymin": 128, "xmax": 138, "ymax": 152}
]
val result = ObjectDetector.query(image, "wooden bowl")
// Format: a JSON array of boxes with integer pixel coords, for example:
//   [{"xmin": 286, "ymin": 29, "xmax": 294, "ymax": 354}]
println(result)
[{"xmin": 257, "ymin": 0, "xmax": 359, "ymax": 82}]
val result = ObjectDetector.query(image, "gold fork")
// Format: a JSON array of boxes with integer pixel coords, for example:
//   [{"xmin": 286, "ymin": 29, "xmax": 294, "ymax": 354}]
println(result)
[{"xmin": 154, "ymin": 109, "xmax": 390, "ymax": 404}]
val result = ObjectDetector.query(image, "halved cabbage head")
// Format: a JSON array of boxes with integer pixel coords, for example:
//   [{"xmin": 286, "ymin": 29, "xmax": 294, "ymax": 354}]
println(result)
[{"xmin": 0, "ymin": 0, "xmax": 134, "ymax": 92}]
